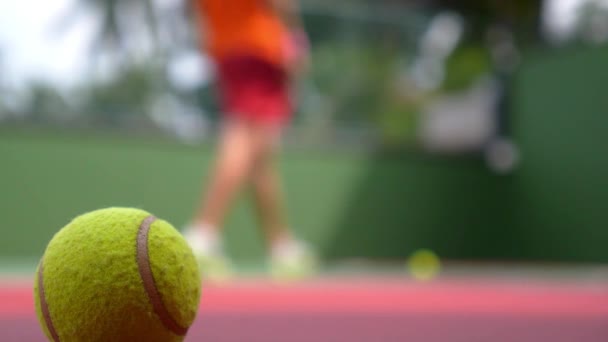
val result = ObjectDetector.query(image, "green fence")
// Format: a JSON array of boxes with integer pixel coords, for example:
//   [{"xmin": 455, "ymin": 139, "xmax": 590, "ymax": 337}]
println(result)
[{"xmin": 1, "ymin": 45, "xmax": 607, "ymax": 265}]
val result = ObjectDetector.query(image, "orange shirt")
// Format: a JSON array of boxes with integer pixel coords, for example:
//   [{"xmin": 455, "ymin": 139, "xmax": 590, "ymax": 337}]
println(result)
[{"xmin": 194, "ymin": 0, "xmax": 288, "ymax": 66}]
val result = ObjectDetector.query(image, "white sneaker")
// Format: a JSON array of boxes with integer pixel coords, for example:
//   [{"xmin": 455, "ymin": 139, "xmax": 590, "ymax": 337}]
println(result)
[
  {"xmin": 270, "ymin": 236, "xmax": 317, "ymax": 281},
  {"xmin": 183, "ymin": 225, "xmax": 233, "ymax": 283}
]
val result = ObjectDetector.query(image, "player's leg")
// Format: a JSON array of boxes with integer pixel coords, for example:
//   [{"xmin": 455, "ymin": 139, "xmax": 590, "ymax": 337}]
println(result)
[
  {"xmin": 249, "ymin": 126, "xmax": 287, "ymax": 244},
  {"xmin": 194, "ymin": 119, "xmax": 254, "ymax": 229},
  {"xmin": 184, "ymin": 118, "xmax": 255, "ymax": 281},
  {"xmin": 249, "ymin": 124, "xmax": 316, "ymax": 279}
]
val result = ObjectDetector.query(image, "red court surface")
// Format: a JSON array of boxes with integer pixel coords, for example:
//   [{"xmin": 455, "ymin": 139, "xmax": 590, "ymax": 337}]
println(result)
[{"xmin": 1, "ymin": 277, "xmax": 607, "ymax": 341}]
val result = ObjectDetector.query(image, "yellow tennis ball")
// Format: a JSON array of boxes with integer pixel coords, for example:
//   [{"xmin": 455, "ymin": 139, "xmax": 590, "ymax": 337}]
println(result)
[
  {"xmin": 407, "ymin": 249, "xmax": 441, "ymax": 281},
  {"xmin": 34, "ymin": 208, "xmax": 202, "ymax": 342}
]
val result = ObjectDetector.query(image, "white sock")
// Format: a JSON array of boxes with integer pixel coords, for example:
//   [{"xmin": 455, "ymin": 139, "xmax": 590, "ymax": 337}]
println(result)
[
  {"xmin": 184, "ymin": 223, "xmax": 222, "ymax": 256},
  {"xmin": 271, "ymin": 234, "xmax": 306, "ymax": 261}
]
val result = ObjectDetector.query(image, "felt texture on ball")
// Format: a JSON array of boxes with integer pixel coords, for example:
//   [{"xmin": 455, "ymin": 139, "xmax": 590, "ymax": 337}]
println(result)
[{"xmin": 34, "ymin": 208, "xmax": 202, "ymax": 342}]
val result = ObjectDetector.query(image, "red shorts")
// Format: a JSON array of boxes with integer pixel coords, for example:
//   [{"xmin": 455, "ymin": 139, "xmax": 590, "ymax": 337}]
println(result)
[{"xmin": 217, "ymin": 56, "xmax": 291, "ymax": 125}]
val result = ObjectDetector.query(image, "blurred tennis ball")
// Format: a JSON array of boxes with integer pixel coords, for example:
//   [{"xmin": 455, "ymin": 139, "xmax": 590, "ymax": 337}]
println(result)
[{"xmin": 407, "ymin": 249, "xmax": 441, "ymax": 281}]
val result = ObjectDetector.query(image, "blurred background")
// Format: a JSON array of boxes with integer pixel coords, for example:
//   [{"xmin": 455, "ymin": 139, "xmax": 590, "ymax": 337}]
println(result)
[{"xmin": 0, "ymin": 0, "xmax": 607, "ymax": 271}]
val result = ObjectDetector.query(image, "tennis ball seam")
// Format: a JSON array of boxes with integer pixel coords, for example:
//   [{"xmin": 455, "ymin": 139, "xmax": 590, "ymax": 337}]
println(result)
[
  {"xmin": 37, "ymin": 262, "xmax": 61, "ymax": 342},
  {"xmin": 136, "ymin": 215, "xmax": 188, "ymax": 336}
]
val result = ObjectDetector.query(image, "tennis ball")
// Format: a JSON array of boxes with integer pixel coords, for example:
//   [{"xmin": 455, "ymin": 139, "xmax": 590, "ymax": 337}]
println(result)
[
  {"xmin": 34, "ymin": 208, "xmax": 202, "ymax": 342},
  {"xmin": 407, "ymin": 249, "xmax": 441, "ymax": 282}
]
